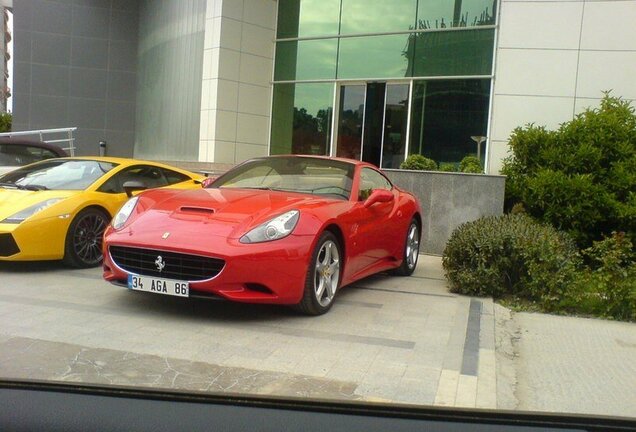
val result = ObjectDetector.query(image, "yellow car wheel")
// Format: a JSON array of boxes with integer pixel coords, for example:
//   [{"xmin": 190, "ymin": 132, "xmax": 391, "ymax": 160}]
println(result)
[{"xmin": 63, "ymin": 208, "xmax": 110, "ymax": 268}]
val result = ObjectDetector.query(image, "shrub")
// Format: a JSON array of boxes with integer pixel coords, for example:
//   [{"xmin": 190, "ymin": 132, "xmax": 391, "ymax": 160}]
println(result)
[
  {"xmin": 502, "ymin": 94, "xmax": 636, "ymax": 248},
  {"xmin": 562, "ymin": 233, "xmax": 636, "ymax": 321},
  {"xmin": 439, "ymin": 162, "xmax": 457, "ymax": 172},
  {"xmin": 0, "ymin": 112, "xmax": 11, "ymax": 132},
  {"xmin": 459, "ymin": 155, "xmax": 483, "ymax": 173},
  {"xmin": 400, "ymin": 154, "xmax": 437, "ymax": 171},
  {"xmin": 443, "ymin": 214, "xmax": 580, "ymax": 308}
]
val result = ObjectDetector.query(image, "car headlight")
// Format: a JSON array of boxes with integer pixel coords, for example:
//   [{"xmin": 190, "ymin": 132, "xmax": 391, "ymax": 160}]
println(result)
[
  {"xmin": 112, "ymin": 196, "xmax": 139, "ymax": 230},
  {"xmin": 240, "ymin": 210, "xmax": 299, "ymax": 244},
  {"xmin": 2, "ymin": 198, "xmax": 63, "ymax": 223}
]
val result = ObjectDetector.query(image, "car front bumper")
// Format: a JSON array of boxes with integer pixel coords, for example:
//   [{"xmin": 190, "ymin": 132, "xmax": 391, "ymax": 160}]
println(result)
[{"xmin": 103, "ymin": 233, "xmax": 315, "ymax": 305}]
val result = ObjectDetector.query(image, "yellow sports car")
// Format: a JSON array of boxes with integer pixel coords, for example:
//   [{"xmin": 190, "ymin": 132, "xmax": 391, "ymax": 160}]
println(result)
[{"xmin": 0, "ymin": 157, "xmax": 204, "ymax": 267}]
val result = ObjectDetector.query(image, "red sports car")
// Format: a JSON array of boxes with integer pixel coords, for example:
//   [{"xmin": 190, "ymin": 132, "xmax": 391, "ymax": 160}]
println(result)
[{"xmin": 102, "ymin": 156, "xmax": 422, "ymax": 315}]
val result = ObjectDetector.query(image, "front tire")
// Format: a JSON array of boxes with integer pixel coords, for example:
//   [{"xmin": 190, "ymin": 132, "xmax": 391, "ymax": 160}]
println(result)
[
  {"xmin": 63, "ymin": 208, "xmax": 110, "ymax": 268},
  {"xmin": 295, "ymin": 231, "xmax": 342, "ymax": 315},
  {"xmin": 394, "ymin": 218, "xmax": 420, "ymax": 276}
]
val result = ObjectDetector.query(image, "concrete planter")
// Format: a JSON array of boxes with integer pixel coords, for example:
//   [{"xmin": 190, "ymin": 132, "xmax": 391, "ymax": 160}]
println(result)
[{"xmin": 384, "ymin": 169, "xmax": 505, "ymax": 255}]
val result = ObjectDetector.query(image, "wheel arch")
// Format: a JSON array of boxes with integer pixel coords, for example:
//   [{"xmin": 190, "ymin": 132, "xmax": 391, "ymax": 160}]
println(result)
[
  {"xmin": 412, "ymin": 212, "xmax": 422, "ymax": 235},
  {"xmin": 323, "ymin": 223, "xmax": 346, "ymax": 275},
  {"xmin": 79, "ymin": 204, "xmax": 113, "ymax": 220}
]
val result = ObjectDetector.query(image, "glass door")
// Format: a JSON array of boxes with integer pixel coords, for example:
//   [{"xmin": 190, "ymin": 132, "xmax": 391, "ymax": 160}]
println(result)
[
  {"xmin": 335, "ymin": 82, "xmax": 410, "ymax": 168},
  {"xmin": 335, "ymin": 85, "xmax": 365, "ymax": 160},
  {"xmin": 380, "ymin": 84, "xmax": 409, "ymax": 169}
]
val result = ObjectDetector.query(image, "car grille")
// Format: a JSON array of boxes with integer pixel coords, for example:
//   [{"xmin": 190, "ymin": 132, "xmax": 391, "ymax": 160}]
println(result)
[
  {"xmin": 109, "ymin": 246, "xmax": 225, "ymax": 281},
  {"xmin": 0, "ymin": 233, "xmax": 20, "ymax": 257}
]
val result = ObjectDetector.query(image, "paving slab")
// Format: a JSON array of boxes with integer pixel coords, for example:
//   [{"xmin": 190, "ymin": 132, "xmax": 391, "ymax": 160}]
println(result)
[
  {"xmin": 0, "ymin": 256, "xmax": 498, "ymax": 408},
  {"xmin": 514, "ymin": 312, "xmax": 636, "ymax": 418}
]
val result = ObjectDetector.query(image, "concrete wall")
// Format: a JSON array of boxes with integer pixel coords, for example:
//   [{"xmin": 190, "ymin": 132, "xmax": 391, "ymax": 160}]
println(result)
[
  {"xmin": 199, "ymin": 0, "xmax": 276, "ymax": 164},
  {"xmin": 487, "ymin": 0, "xmax": 636, "ymax": 174},
  {"xmin": 385, "ymin": 170, "xmax": 505, "ymax": 255},
  {"xmin": 12, "ymin": 0, "xmax": 139, "ymax": 156}
]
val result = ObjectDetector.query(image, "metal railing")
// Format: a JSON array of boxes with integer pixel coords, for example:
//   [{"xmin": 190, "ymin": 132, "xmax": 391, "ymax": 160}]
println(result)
[{"xmin": 0, "ymin": 127, "xmax": 77, "ymax": 156}]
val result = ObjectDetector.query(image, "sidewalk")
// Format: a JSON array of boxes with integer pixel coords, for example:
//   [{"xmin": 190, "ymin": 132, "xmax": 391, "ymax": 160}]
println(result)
[
  {"xmin": 512, "ymin": 312, "xmax": 636, "ymax": 418},
  {"xmin": 418, "ymin": 256, "xmax": 636, "ymax": 418}
]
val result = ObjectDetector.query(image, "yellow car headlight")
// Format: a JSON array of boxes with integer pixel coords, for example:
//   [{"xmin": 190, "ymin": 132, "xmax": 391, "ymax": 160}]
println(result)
[{"xmin": 2, "ymin": 198, "xmax": 64, "ymax": 224}]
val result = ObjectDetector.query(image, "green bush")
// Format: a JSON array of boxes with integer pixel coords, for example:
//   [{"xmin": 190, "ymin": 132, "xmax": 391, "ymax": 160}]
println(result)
[
  {"xmin": 439, "ymin": 162, "xmax": 457, "ymax": 172},
  {"xmin": 400, "ymin": 154, "xmax": 437, "ymax": 171},
  {"xmin": 0, "ymin": 112, "xmax": 11, "ymax": 132},
  {"xmin": 459, "ymin": 155, "xmax": 483, "ymax": 173},
  {"xmin": 502, "ymin": 94, "xmax": 636, "ymax": 248},
  {"xmin": 442, "ymin": 214, "xmax": 580, "ymax": 308},
  {"xmin": 562, "ymin": 233, "xmax": 636, "ymax": 321}
]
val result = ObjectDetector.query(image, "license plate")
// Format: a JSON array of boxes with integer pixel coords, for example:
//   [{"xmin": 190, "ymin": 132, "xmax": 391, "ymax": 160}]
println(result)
[{"xmin": 127, "ymin": 274, "xmax": 189, "ymax": 297}]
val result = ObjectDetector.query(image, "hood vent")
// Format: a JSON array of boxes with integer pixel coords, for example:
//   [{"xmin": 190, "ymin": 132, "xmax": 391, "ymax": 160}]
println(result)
[{"xmin": 179, "ymin": 206, "xmax": 215, "ymax": 214}]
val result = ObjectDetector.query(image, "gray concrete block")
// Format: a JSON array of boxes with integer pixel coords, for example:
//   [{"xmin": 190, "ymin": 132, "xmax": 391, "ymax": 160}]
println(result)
[
  {"xmin": 33, "ymin": 0, "xmax": 72, "ymax": 35},
  {"xmin": 31, "ymin": 64, "xmax": 70, "ymax": 97},
  {"xmin": 107, "ymin": 71, "xmax": 137, "ymax": 101},
  {"xmin": 106, "ymin": 100, "xmax": 136, "ymax": 132},
  {"xmin": 69, "ymin": 67, "xmax": 108, "ymax": 99},
  {"xmin": 29, "ymin": 95, "xmax": 69, "ymax": 128},
  {"xmin": 110, "ymin": 9, "xmax": 139, "ymax": 42},
  {"xmin": 13, "ymin": 0, "xmax": 33, "ymax": 31},
  {"xmin": 72, "ymin": 0, "xmax": 112, "ymax": 9},
  {"xmin": 71, "ymin": 5, "xmax": 110, "ymax": 39},
  {"xmin": 385, "ymin": 170, "xmax": 505, "ymax": 255},
  {"xmin": 71, "ymin": 37, "xmax": 109, "ymax": 68},
  {"xmin": 69, "ymin": 98, "xmax": 107, "ymax": 129},
  {"xmin": 112, "ymin": 0, "xmax": 139, "ymax": 11},
  {"xmin": 13, "ymin": 61, "xmax": 32, "ymax": 97},
  {"xmin": 13, "ymin": 30, "xmax": 32, "ymax": 63},
  {"xmin": 108, "ymin": 39, "xmax": 138, "ymax": 72},
  {"xmin": 104, "ymin": 129, "xmax": 135, "ymax": 157},
  {"xmin": 32, "ymin": 32, "xmax": 71, "ymax": 66}
]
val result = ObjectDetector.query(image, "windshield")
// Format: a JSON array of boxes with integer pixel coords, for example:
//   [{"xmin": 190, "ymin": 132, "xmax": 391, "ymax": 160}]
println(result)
[
  {"xmin": 211, "ymin": 157, "xmax": 354, "ymax": 200},
  {"xmin": 0, "ymin": 159, "xmax": 117, "ymax": 190}
]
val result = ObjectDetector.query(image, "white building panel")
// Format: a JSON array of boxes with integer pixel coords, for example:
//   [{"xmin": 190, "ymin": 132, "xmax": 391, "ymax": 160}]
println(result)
[
  {"xmin": 576, "ymin": 50, "xmax": 636, "ymax": 100},
  {"xmin": 494, "ymin": 48, "xmax": 578, "ymax": 97},
  {"xmin": 581, "ymin": 1, "xmax": 636, "ymax": 51},
  {"xmin": 498, "ymin": 1, "xmax": 583, "ymax": 50}
]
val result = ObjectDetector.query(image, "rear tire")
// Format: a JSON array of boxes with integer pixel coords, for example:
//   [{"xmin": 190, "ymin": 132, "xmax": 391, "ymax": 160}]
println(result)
[
  {"xmin": 63, "ymin": 208, "xmax": 110, "ymax": 268},
  {"xmin": 394, "ymin": 218, "xmax": 420, "ymax": 276},
  {"xmin": 294, "ymin": 231, "xmax": 342, "ymax": 316}
]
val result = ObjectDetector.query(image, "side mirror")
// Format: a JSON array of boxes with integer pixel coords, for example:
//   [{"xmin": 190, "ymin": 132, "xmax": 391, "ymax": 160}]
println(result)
[
  {"xmin": 364, "ymin": 189, "xmax": 394, "ymax": 208},
  {"xmin": 123, "ymin": 180, "xmax": 147, "ymax": 198},
  {"xmin": 201, "ymin": 177, "xmax": 216, "ymax": 188}
]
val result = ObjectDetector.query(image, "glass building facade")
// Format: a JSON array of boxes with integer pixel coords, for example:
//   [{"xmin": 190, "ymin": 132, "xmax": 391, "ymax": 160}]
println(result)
[{"xmin": 270, "ymin": 0, "xmax": 496, "ymax": 169}]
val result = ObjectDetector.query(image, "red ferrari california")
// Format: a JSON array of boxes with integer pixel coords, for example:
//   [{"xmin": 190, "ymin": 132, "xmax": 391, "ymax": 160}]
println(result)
[{"xmin": 102, "ymin": 156, "xmax": 422, "ymax": 315}]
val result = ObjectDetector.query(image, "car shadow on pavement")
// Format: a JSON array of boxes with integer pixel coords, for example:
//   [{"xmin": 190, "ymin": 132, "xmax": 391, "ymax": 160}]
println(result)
[
  {"xmin": 104, "ymin": 289, "xmax": 308, "ymax": 323},
  {"xmin": 0, "ymin": 260, "xmax": 68, "ymax": 273}
]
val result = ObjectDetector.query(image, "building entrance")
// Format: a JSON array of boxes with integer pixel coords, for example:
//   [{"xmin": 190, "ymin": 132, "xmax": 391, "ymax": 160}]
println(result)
[{"xmin": 335, "ymin": 82, "xmax": 409, "ymax": 169}]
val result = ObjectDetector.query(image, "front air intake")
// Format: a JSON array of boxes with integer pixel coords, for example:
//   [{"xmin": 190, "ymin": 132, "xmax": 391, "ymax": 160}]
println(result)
[
  {"xmin": 0, "ymin": 233, "xmax": 19, "ymax": 257},
  {"xmin": 109, "ymin": 246, "xmax": 225, "ymax": 281}
]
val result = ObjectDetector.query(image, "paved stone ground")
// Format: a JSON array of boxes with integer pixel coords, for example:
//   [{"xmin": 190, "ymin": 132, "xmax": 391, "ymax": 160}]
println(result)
[
  {"xmin": 0, "ymin": 255, "xmax": 500, "ymax": 408},
  {"xmin": 512, "ymin": 312, "xmax": 636, "ymax": 418}
]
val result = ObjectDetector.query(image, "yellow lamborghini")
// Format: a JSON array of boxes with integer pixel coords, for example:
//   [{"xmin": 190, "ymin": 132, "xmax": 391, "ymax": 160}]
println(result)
[{"xmin": 0, "ymin": 157, "xmax": 204, "ymax": 267}]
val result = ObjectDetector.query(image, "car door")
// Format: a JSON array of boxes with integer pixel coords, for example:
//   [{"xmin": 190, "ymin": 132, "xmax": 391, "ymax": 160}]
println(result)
[{"xmin": 345, "ymin": 167, "xmax": 399, "ymax": 277}]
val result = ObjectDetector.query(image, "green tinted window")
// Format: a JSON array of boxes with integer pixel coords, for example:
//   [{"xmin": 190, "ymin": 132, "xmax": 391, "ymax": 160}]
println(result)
[
  {"xmin": 340, "ymin": 0, "xmax": 416, "ymax": 34},
  {"xmin": 409, "ymin": 79, "xmax": 490, "ymax": 164},
  {"xmin": 270, "ymin": 83, "xmax": 334, "ymax": 155},
  {"xmin": 277, "ymin": 0, "xmax": 341, "ymax": 38},
  {"xmin": 409, "ymin": 29, "xmax": 494, "ymax": 77},
  {"xmin": 337, "ymin": 34, "xmax": 412, "ymax": 79},
  {"xmin": 416, "ymin": 0, "xmax": 496, "ymax": 29},
  {"xmin": 274, "ymin": 39, "xmax": 338, "ymax": 81}
]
